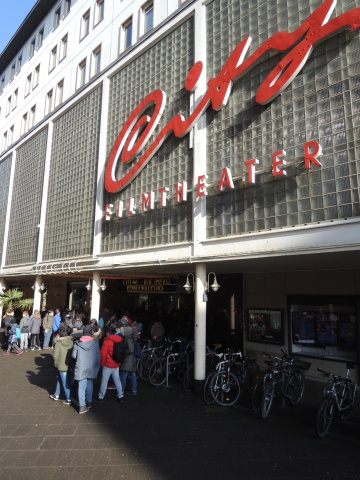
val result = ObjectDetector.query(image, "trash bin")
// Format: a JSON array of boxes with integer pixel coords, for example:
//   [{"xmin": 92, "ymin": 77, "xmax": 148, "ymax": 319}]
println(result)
[{"xmin": 0, "ymin": 328, "xmax": 5, "ymax": 347}]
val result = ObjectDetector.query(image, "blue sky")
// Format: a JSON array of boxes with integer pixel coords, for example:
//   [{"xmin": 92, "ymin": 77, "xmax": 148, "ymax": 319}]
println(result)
[{"xmin": 0, "ymin": 1, "xmax": 37, "ymax": 53}]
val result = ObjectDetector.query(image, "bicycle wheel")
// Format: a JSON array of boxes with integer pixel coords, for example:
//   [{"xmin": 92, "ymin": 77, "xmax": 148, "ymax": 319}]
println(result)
[
  {"xmin": 149, "ymin": 358, "xmax": 167, "ymax": 386},
  {"xmin": 260, "ymin": 377, "xmax": 275, "ymax": 419},
  {"xmin": 203, "ymin": 372, "xmax": 216, "ymax": 405},
  {"xmin": 251, "ymin": 379, "xmax": 263, "ymax": 412},
  {"xmin": 183, "ymin": 364, "xmax": 194, "ymax": 392},
  {"xmin": 244, "ymin": 361, "xmax": 261, "ymax": 395},
  {"xmin": 210, "ymin": 371, "xmax": 241, "ymax": 407},
  {"xmin": 286, "ymin": 370, "xmax": 305, "ymax": 405},
  {"xmin": 137, "ymin": 354, "xmax": 152, "ymax": 381},
  {"xmin": 315, "ymin": 398, "xmax": 334, "ymax": 438},
  {"xmin": 340, "ymin": 384, "xmax": 354, "ymax": 420}
]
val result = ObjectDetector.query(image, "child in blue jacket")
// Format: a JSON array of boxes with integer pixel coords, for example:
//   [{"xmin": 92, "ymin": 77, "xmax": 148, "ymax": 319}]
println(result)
[{"xmin": 3, "ymin": 319, "xmax": 22, "ymax": 355}]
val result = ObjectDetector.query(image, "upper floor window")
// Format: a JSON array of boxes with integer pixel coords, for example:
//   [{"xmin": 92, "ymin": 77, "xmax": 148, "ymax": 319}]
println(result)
[
  {"xmin": 2, "ymin": 131, "xmax": 8, "ymax": 152},
  {"xmin": 49, "ymin": 46, "xmax": 58, "ymax": 72},
  {"xmin": 29, "ymin": 105, "xmax": 36, "ymax": 129},
  {"xmin": 95, "ymin": 0, "xmax": 104, "ymax": 25},
  {"xmin": 143, "ymin": 1, "xmax": 153, "ymax": 34},
  {"xmin": 81, "ymin": 10, "xmax": 90, "ymax": 39},
  {"xmin": 54, "ymin": 6, "xmax": 61, "ymax": 29},
  {"xmin": 38, "ymin": 27, "xmax": 44, "ymax": 49},
  {"xmin": 21, "ymin": 112, "xmax": 28, "ymax": 136},
  {"xmin": 92, "ymin": 45, "xmax": 101, "ymax": 76},
  {"xmin": 78, "ymin": 59, "xmax": 87, "ymax": 87},
  {"xmin": 45, "ymin": 89, "xmax": 53, "ymax": 115},
  {"xmin": 12, "ymin": 89, "xmax": 18, "ymax": 110},
  {"xmin": 122, "ymin": 17, "xmax": 133, "ymax": 51},
  {"xmin": 6, "ymin": 96, "xmax": 11, "ymax": 116},
  {"xmin": 56, "ymin": 79, "xmax": 64, "ymax": 106},
  {"xmin": 25, "ymin": 74, "xmax": 32, "ymax": 97},
  {"xmin": 10, "ymin": 63, "xmax": 16, "ymax": 81},
  {"xmin": 29, "ymin": 37, "xmax": 36, "ymax": 58},
  {"xmin": 60, "ymin": 34, "xmax": 68, "ymax": 61},
  {"xmin": 9, "ymin": 125, "xmax": 14, "ymax": 146},
  {"xmin": 0, "ymin": 77, "xmax": 4, "ymax": 95},
  {"xmin": 33, "ymin": 64, "xmax": 40, "ymax": 89},
  {"xmin": 64, "ymin": 0, "xmax": 71, "ymax": 17},
  {"xmin": 16, "ymin": 54, "xmax": 22, "ymax": 74}
]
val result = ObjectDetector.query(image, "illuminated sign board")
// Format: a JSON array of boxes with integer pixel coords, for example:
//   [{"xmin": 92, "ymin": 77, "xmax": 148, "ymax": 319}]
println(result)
[{"xmin": 119, "ymin": 278, "xmax": 177, "ymax": 293}]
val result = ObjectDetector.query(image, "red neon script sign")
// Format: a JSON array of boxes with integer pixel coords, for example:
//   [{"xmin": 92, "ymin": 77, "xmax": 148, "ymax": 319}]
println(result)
[{"xmin": 105, "ymin": 0, "xmax": 360, "ymax": 193}]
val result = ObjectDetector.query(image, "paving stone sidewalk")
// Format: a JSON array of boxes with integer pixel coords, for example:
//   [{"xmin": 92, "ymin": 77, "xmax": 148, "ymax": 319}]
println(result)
[{"xmin": 1, "ymin": 349, "xmax": 360, "ymax": 480}]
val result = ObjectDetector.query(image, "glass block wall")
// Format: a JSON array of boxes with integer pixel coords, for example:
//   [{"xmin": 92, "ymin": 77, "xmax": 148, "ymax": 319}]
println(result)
[
  {"xmin": 0, "ymin": 154, "xmax": 12, "ymax": 266},
  {"xmin": 6, "ymin": 129, "xmax": 48, "ymax": 266},
  {"xmin": 206, "ymin": 0, "xmax": 360, "ymax": 238},
  {"xmin": 42, "ymin": 87, "xmax": 102, "ymax": 261},
  {"xmin": 102, "ymin": 18, "xmax": 194, "ymax": 252}
]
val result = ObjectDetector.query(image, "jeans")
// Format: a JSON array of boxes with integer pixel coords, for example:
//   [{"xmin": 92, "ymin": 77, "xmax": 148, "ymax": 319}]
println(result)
[
  {"xmin": 31, "ymin": 333, "xmax": 40, "ymax": 348},
  {"xmin": 78, "ymin": 378, "xmax": 94, "ymax": 407},
  {"xmin": 43, "ymin": 330, "xmax": 52, "ymax": 348},
  {"xmin": 54, "ymin": 371, "xmax": 71, "ymax": 401},
  {"xmin": 20, "ymin": 333, "xmax": 29, "ymax": 350},
  {"xmin": 120, "ymin": 370, "xmax": 137, "ymax": 394},
  {"xmin": 98, "ymin": 366, "xmax": 123, "ymax": 399}
]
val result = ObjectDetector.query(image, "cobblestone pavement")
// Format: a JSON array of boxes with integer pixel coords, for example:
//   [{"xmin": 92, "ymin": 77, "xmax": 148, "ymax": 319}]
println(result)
[{"xmin": 1, "ymin": 349, "xmax": 360, "ymax": 480}]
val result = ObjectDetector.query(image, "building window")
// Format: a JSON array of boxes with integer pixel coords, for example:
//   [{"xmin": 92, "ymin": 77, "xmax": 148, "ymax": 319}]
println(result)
[
  {"xmin": 10, "ymin": 63, "xmax": 16, "ymax": 81},
  {"xmin": 25, "ymin": 74, "xmax": 32, "ymax": 96},
  {"xmin": 33, "ymin": 64, "xmax": 40, "ymax": 88},
  {"xmin": 6, "ymin": 96, "xmax": 11, "ymax": 116},
  {"xmin": 56, "ymin": 79, "xmax": 64, "ymax": 106},
  {"xmin": 29, "ymin": 37, "xmax": 36, "ymax": 58},
  {"xmin": 45, "ymin": 89, "xmax": 53, "ymax": 115},
  {"xmin": 9, "ymin": 125, "xmax": 14, "ymax": 145},
  {"xmin": 94, "ymin": 0, "xmax": 104, "ymax": 25},
  {"xmin": 81, "ymin": 10, "xmax": 90, "ymax": 39},
  {"xmin": 2, "ymin": 131, "xmax": 7, "ymax": 152},
  {"xmin": 0, "ymin": 77, "xmax": 4, "ymax": 95},
  {"xmin": 16, "ymin": 54, "xmax": 23, "ymax": 74},
  {"xmin": 29, "ymin": 105, "xmax": 36, "ymax": 128},
  {"xmin": 12, "ymin": 89, "xmax": 18, "ymax": 110},
  {"xmin": 21, "ymin": 113, "xmax": 28, "ymax": 135},
  {"xmin": 38, "ymin": 27, "xmax": 44, "ymax": 48},
  {"xmin": 64, "ymin": 0, "xmax": 71, "ymax": 17},
  {"xmin": 60, "ymin": 34, "xmax": 68, "ymax": 61},
  {"xmin": 143, "ymin": 1, "xmax": 153, "ymax": 34},
  {"xmin": 49, "ymin": 46, "xmax": 57, "ymax": 71},
  {"xmin": 78, "ymin": 59, "xmax": 87, "ymax": 87},
  {"xmin": 54, "ymin": 6, "xmax": 61, "ymax": 29},
  {"xmin": 92, "ymin": 45, "xmax": 101, "ymax": 76},
  {"xmin": 122, "ymin": 17, "xmax": 133, "ymax": 51}
]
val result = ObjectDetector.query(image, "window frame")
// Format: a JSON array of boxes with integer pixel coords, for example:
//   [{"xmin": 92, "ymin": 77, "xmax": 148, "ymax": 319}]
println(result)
[
  {"xmin": 38, "ymin": 27, "xmax": 44, "ymax": 49},
  {"xmin": 92, "ymin": 45, "xmax": 101, "ymax": 77},
  {"xmin": 94, "ymin": 0, "xmax": 105, "ymax": 26},
  {"xmin": 122, "ymin": 17, "xmax": 133, "ymax": 52},
  {"xmin": 60, "ymin": 34, "xmax": 68, "ymax": 61},
  {"xmin": 81, "ymin": 10, "xmax": 91, "ymax": 40},
  {"xmin": 142, "ymin": 1, "xmax": 154, "ymax": 35},
  {"xmin": 49, "ymin": 45, "xmax": 58, "ymax": 72},
  {"xmin": 29, "ymin": 37, "xmax": 36, "ymax": 58},
  {"xmin": 78, "ymin": 58, "xmax": 87, "ymax": 87},
  {"xmin": 54, "ymin": 5, "xmax": 61, "ymax": 30}
]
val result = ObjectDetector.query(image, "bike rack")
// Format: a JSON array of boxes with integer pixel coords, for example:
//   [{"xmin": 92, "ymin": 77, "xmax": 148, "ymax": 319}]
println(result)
[{"xmin": 165, "ymin": 352, "xmax": 189, "ymax": 387}]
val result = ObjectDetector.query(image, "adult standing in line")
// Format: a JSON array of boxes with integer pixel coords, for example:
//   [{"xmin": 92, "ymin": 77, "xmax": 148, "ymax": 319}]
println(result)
[
  {"xmin": 120, "ymin": 319, "xmax": 137, "ymax": 396},
  {"xmin": 42, "ymin": 310, "xmax": 54, "ymax": 350},
  {"xmin": 49, "ymin": 325, "xmax": 74, "ymax": 404},
  {"xmin": 29, "ymin": 310, "xmax": 42, "ymax": 350},
  {"xmin": 19, "ymin": 310, "xmax": 30, "ymax": 352},
  {"xmin": 72, "ymin": 325, "xmax": 100, "ymax": 414},
  {"xmin": 52, "ymin": 308, "xmax": 62, "ymax": 346},
  {"xmin": 3, "ymin": 309, "xmax": 15, "ymax": 350}
]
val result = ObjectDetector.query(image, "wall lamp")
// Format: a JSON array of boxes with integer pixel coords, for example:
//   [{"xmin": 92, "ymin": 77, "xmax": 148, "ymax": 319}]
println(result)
[
  {"xmin": 99, "ymin": 278, "xmax": 107, "ymax": 291},
  {"xmin": 31, "ymin": 281, "xmax": 46, "ymax": 292},
  {"xmin": 183, "ymin": 273, "xmax": 195, "ymax": 294},
  {"xmin": 86, "ymin": 279, "xmax": 92, "ymax": 291}
]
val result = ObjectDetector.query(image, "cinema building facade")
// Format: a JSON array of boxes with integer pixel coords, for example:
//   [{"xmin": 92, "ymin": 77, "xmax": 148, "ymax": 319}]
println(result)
[{"xmin": 1, "ymin": 0, "xmax": 360, "ymax": 383}]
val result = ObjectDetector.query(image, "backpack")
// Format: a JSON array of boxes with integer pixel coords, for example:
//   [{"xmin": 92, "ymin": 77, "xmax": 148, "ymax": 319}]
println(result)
[
  {"xmin": 133, "ymin": 339, "xmax": 142, "ymax": 359},
  {"xmin": 111, "ymin": 338, "xmax": 126, "ymax": 364},
  {"xmin": 15, "ymin": 327, "xmax": 21, "ymax": 339}
]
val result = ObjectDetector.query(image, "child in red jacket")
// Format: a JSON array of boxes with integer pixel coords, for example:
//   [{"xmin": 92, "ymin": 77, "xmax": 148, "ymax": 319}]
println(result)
[{"xmin": 96, "ymin": 326, "xmax": 124, "ymax": 404}]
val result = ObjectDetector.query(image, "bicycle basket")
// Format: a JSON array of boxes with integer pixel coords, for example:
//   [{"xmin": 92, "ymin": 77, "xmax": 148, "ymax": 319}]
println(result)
[{"xmin": 291, "ymin": 359, "xmax": 311, "ymax": 370}]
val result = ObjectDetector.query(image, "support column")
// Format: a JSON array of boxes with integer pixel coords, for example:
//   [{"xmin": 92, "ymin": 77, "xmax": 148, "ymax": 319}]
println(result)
[
  {"xmin": 0, "ymin": 279, "xmax": 5, "ymax": 324},
  {"xmin": 193, "ymin": 262, "xmax": 207, "ymax": 394},
  {"xmin": 33, "ymin": 276, "xmax": 42, "ymax": 312},
  {"xmin": 90, "ymin": 271, "xmax": 101, "ymax": 321}
]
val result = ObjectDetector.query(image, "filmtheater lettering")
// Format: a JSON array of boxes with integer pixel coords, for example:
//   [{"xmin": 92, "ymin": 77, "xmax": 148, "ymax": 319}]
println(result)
[
  {"xmin": 120, "ymin": 278, "xmax": 176, "ymax": 293},
  {"xmin": 104, "ymin": 0, "xmax": 360, "ymax": 219}
]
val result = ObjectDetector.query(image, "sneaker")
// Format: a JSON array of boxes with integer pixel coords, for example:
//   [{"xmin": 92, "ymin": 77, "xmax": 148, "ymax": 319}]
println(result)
[
  {"xmin": 37, "ymin": 347, "xmax": 41, "ymax": 350},
  {"xmin": 107, "ymin": 383, "xmax": 116, "ymax": 390},
  {"xmin": 95, "ymin": 398, "xmax": 105, "ymax": 404},
  {"xmin": 3, "ymin": 351, "xmax": 10, "ymax": 355},
  {"xmin": 16, "ymin": 350, "xmax": 23, "ymax": 355},
  {"xmin": 49, "ymin": 394, "xmax": 59, "ymax": 401},
  {"xmin": 117, "ymin": 396, "xmax": 124, "ymax": 405},
  {"xmin": 30, "ymin": 348, "xmax": 35, "ymax": 351},
  {"xmin": 79, "ymin": 406, "xmax": 89, "ymax": 414},
  {"xmin": 43, "ymin": 347, "xmax": 49, "ymax": 350},
  {"xmin": 86, "ymin": 403, "xmax": 92, "ymax": 409},
  {"xmin": 62, "ymin": 399, "xmax": 71, "ymax": 405}
]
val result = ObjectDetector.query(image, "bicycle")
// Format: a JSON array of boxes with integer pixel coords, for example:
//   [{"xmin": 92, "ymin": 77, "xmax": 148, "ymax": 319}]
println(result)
[
  {"xmin": 209, "ymin": 351, "xmax": 260, "ymax": 406},
  {"xmin": 148, "ymin": 338, "xmax": 189, "ymax": 386},
  {"xmin": 315, "ymin": 362, "xmax": 357, "ymax": 438},
  {"xmin": 136, "ymin": 338, "xmax": 165, "ymax": 381},
  {"xmin": 183, "ymin": 344, "xmax": 222, "ymax": 393},
  {"xmin": 255, "ymin": 352, "xmax": 311, "ymax": 419}
]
